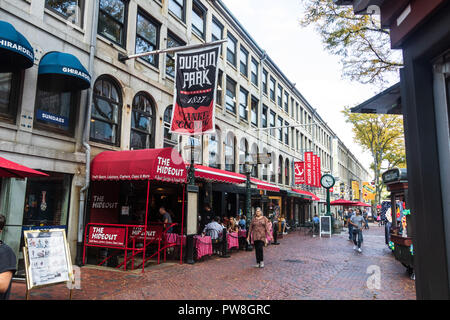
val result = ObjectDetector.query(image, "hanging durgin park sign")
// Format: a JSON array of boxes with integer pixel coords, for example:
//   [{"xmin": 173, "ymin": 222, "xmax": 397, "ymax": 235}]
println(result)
[{"xmin": 170, "ymin": 45, "xmax": 221, "ymax": 135}]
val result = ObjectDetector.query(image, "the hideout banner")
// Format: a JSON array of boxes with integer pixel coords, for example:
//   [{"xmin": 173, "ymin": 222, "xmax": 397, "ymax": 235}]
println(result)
[{"xmin": 170, "ymin": 44, "xmax": 221, "ymax": 135}]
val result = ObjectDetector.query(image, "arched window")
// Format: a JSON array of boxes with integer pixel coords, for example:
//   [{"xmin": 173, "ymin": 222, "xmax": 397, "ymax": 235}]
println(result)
[
  {"xmin": 225, "ymin": 132, "xmax": 235, "ymax": 172},
  {"xmin": 163, "ymin": 106, "xmax": 177, "ymax": 148},
  {"xmin": 251, "ymin": 143, "xmax": 258, "ymax": 178},
  {"xmin": 285, "ymin": 158, "xmax": 290, "ymax": 186},
  {"xmin": 208, "ymin": 126, "xmax": 221, "ymax": 168},
  {"xmin": 90, "ymin": 76, "xmax": 122, "ymax": 146},
  {"xmin": 278, "ymin": 155, "xmax": 283, "ymax": 185},
  {"xmin": 270, "ymin": 152, "xmax": 276, "ymax": 183},
  {"xmin": 239, "ymin": 138, "xmax": 249, "ymax": 174},
  {"xmin": 130, "ymin": 92, "xmax": 155, "ymax": 150}
]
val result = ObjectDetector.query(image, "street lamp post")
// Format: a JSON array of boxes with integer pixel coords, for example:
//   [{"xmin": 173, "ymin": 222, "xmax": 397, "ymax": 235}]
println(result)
[{"xmin": 245, "ymin": 156, "xmax": 254, "ymax": 251}]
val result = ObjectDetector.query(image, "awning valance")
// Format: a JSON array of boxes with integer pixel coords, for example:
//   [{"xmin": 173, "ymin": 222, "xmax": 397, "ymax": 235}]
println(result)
[
  {"xmin": 330, "ymin": 199, "xmax": 357, "ymax": 206},
  {"xmin": 0, "ymin": 20, "xmax": 34, "ymax": 72},
  {"xmin": 291, "ymin": 188, "xmax": 320, "ymax": 201},
  {"xmin": 38, "ymin": 51, "xmax": 91, "ymax": 92},
  {"xmin": 251, "ymin": 178, "xmax": 280, "ymax": 192},
  {"xmin": 193, "ymin": 165, "xmax": 247, "ymax": 184},
  {"xmin": 91, "ymin": 148, "xmax": 187, "ymax": 183}
]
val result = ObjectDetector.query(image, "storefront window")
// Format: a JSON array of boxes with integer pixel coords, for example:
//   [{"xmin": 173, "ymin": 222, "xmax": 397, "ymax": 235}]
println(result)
[
  {"xmin": 0, "ymin": 72, "xmax": 21, "ymax": 122},
  {"xmin": 239, "ymin": 138, "xmax": 248, "ymax": 174},
  {"xmin": 278, "ymin": 155, "xmax": 283, "ymax": 184},
  {"xmin": 34, "ymin": 89, "xmax": 78, "ymax": 135},
  {"xmin": 90, "ymin": 76, "xmax": 122, "ymax": 146},
  {"xmin": 130, "ymin": 92, "xmax": 155, "ymax": 150},
  {"xmin": 45, "ymin": 0, "xmax": 84, "ymax": 27},
  {"xmin": 225, "ymin": 132, "xmax": 235, "ymax": 172},
  {"xmin": 169, "ymin": 0, "xmax": 185, "ymax": 21}
]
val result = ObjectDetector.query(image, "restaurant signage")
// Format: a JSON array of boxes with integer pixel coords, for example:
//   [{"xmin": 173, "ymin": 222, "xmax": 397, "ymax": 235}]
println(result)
[
  {"xmin": 88, "ymin": 226, "xmax": 126, "ymax": 247},
  {"xmin": 36, "ymin": 109, "xmax": 68, "ymax": 127},
  {"xmin": 305, "ymin": 152, "xmax": 313, "ymax": 186},
  {"xmin": 170, "ymin": 45, "xmax": 221, "ymax": 135},
  {"xmin": 294, "ymin": 161, "xmax": 305, "ymax": 185},
  {"xmin": 312, "ymin": 154, "xmax": 317, "ymax": 187},
  {"xmin": 317, "ymin": 156, "xmax": 321, "ymax": 188},
  {"xmin": 131, "ymin": 225, "xmax": 164, "ymax": 241}
]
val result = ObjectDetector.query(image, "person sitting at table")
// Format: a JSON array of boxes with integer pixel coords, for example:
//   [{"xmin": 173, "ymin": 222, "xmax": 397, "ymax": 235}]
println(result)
[
  {"xmin": 238, "ymin": 215, "xmax": 247, "ymax": 230},
  {"xmin": 202, "ymin": 216, "xmax": 224, "ymax": 255},
  {"xmin": 228, "ymin": 217, "xmax": 239, "ymax": 233}
]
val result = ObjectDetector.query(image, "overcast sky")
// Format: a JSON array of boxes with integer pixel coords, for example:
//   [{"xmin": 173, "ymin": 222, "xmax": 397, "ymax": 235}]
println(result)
[{"xmin": 222, "ymin": 0, "xmax": 400, "ymax": 174}]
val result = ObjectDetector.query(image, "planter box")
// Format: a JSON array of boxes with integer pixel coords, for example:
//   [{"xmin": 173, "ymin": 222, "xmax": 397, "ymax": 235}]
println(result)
[{"xmin": 390, "ymin": 234, "xmax": 413, "ymax": 247}]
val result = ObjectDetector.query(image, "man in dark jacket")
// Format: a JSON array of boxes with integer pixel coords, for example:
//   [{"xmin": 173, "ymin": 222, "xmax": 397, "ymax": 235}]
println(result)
[{"xmin": 0, "ymin": 214, "xmax": 16, "ymax": 300}]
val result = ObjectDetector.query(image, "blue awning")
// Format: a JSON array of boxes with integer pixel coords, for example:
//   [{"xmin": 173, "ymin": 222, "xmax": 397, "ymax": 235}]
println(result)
[
  {"xmin": 38, "ymin": 51, "xmax": 91, "ymax": 92},
  {"xmin": 0, "ymin": 20, "xmax": 35, "ymax": 72}
]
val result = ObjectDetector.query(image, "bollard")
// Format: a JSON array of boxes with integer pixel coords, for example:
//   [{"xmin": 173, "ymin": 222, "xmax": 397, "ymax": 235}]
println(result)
[
  {"xmin": 272, "ymin": 223, "xmax": 280, "ymax": 245},
  {"xmin": 186, "ymin": 234, "xmax": 195, "ymax": 264},
  {"xmin": 221, "ymin": 228, "xmax": 231, "ymax": 258}
]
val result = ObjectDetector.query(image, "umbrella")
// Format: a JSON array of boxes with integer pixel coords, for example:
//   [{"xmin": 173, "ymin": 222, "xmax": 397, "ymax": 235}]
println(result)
[
  {"xmin": 330, "ymin": 199, "xmax": 358, "ymax": 206},
  {"xmin": 0, "ymin": 156, "xmax": 48, "ymax": 178},
  {"xmin": 354, "ymin": 201, "xmax": 371, "ymax": 207}
]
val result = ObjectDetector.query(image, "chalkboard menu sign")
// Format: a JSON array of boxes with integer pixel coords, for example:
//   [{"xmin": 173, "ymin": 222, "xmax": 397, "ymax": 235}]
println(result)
[
  {"xmin": 320, "ymin": 216, "xmax": 332, "ymax": 238},
  {"xmin": 23, "ymin": 229, "xmax": 74, "ymax": 290}
]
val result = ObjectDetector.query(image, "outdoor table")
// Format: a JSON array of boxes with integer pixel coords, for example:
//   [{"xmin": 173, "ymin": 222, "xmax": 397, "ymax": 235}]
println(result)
[
  {"xmin": 238, "ymin": 230, "xmax": 247, "ymax": 238},
  {"xmin": 227, "ymin": 232, "xmax": 239, "ymax": 250},
  {"xmin": 194, "ymin": 235, "xmax": 213, "ymax": 259}
]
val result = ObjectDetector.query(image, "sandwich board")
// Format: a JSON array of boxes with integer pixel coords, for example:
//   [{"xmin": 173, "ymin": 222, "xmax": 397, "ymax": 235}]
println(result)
[{"xmin": 320, "ymin": 216, "xmax": 332, "ymax": 238}]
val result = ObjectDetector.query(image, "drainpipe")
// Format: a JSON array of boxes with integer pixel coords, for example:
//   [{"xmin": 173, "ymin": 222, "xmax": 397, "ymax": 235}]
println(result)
[{"xmin": 76, "ymin": 0, "xmax": 99, "ymax": 266}]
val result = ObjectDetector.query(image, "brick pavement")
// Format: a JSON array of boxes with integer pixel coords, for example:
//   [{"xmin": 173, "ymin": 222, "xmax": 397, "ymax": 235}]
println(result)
[{"xmin": 10, "ymin": 223, "xmax": 416, "ymax": 300}]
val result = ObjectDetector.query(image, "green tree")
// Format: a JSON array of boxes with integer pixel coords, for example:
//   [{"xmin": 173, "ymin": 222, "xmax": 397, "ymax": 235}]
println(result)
[
  {"xmin": 342, "ymin": 109, "xmax": 405, "ymax": 205},
  {"xmin": 300, "ymin": 0, "xmax": 403, "ymax": 85}
]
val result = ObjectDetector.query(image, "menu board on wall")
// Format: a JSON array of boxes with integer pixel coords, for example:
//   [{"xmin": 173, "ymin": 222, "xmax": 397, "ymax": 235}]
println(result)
[{"xmin": 23, "ymin": 229, "xmax": 73, "ymax": 290}]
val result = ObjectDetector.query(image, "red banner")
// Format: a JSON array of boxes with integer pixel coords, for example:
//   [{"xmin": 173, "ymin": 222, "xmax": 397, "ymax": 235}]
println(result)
[
  {"xmin": 317, "ymin": 156, "xmax": 322, "ymax": 188},
  {"xmin": 88, "ymin": 226, "xmax": 126, "ymax": 247},
  {"xmin": 312, "ymin": 154, "xmax": 317, "ymax": 187},
  {"xmin": 170, "ymin": 45, "xmax": 221, "ymax": 135},
  {"xmin": 130, "ymin": 225, "xmax": 164, "ymax": 241},
  {"xmin": 294, "ymin": 161, "xmax": 305, "ymax": 185},
  {"xmin": 305, "ymin": 152, "xmax": 313, "ymax": 186}
]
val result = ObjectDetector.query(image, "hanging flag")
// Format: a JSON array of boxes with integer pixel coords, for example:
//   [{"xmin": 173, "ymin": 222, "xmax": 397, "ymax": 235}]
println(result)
[
  {"xmin": 317, "ymin": 156, "xmax": 322, "ymax": 188},
  {"xmin": 170, "ymin": 44, "xmax": 221, "ymax": 135},
  {"xmin": 312, "ymin": 154, "xmax": 317, "ymax": 187},
  {"xmin": 305, "ymin": 152, "xmax": 313, "ymax": 186},
  {"xmin": 294, "ymin": 161, "xmax": 305, "ymax": 185}
]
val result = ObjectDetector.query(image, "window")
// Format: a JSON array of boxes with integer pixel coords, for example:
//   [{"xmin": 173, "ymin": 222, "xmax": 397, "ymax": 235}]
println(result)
[
  {"xmin": 135, "ymin": 11, "xmax": 160, "ymax": 67},
  {"xmin": 278, "ymin": 155, "xmax": 283, "ymax": 185},
  {"xmin": 90, "ymin": 76, "xmax": 122, "ymax": 145},
  {"xmin": 284, "ymin": 92, "xmax": 289, "ymax": 113},
  {"xmin": 166, "ymin": 32, "xmax": 185, "ymax": 78},
  {"xmin": 262, "ymin": 148, "xmax": 268, "ymax": 180},
  {"xmin": 285, "ymin": 159, "xmax": 290, "ymax": 186},
  {"xmin": 270, "ymin": 153, "xmax": 275, "ymax": 182},
  {"xmin": 208, "ymin": 127, "xmax": 221, "ymax": 168},
  {"xmin": 239, "ymin": 138, "xmax": 249, "ymax": 174},
  {"xmin": 277, "ymin": 85, "xmax": 283, "ymax": 107},
  {"xmin": 45, "ymin": 0, "xmax": 84, "ymax": 26},
  {"xmin": 169, "ymin": 0, "xmax": 185, "ymax": 21},
  {"xmin": 240, "ymin": 47, "xmax": 248, "ymax": 76},
  {"xmin": 130, "ymin": 93, "xmax": 155, "ymax": 150},
  {"xmin": 192, "ymin": 1, "xmax": 206, "ymax": 39},
  {"xmin": 269, "ymin": 77, "xmax": 275, "ymax": 101},
  {"xmin": 239, "ymin": 88, "xmax": 248, "ymax": 121},
  {"xmin": 262, "ymin": 105, "xmax": 268, "ymax": 128},
  {"xmin": 0, "ymin": 72, "xmax": 21, "ymax": 122},
  {"xmin": 227, "ymin": 33, "xmax": 237, "ymax": 66},
  {"xmin": 251, "ymin": 97, "xmax": 258, "ymax": 126},
  {"xmin": 262, "ymin": 69, "xmax": 268, "ymax": 94},
  {"xmin": 98, "ymin": 0, "xmax": 127, "ymax": 46},
  {"xmin": 284, "ymin": 121, "xmax": 289, "ymax": 145},
  {"xmin": 277, "ymin": 116, "xmax": 283, "ymax": 142},
  {"xmin": 269, "ymin": 110, "xmax": 276, "ymax": 136},
  {"xmin": 251, "ymin": 58, "xmax": 258, "ymax": 86},
  {"xmin": 251, "ymin": 144, "xmax": 258, "ymax": 178},
  {"xmin": 212, "ymin": 17, "xmax": 223, "ymax": 54},
  {"xmin": 34, "ymin": 89, "xmax": 78, "ymax": 135},
  {"xmin": 163, "ymin": 106, "xmax": 177, "ymax": 148},
  {"xmin": 225, "ymin": 132, "xmax": 235, "ymax": 172},
  {"xmin": 216, "ymin": 69, "xmax": 223, "ymax": 106},
  {"xmin": 226, "ymin": 77, "xmax": 236, "ymax": 113}
]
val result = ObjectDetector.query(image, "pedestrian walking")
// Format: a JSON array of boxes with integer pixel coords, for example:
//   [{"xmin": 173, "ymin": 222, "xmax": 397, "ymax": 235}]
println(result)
[
  {"xmin": 350, "ymin": 209, "xmax": 365, "ymax": 253},
  {"xmin": 347, "ymin": 209, "xmax": 354, "ymax": 241},
  {"xmin": 363, "ymin": 209, "xmax": 369, "ymax": 229},
  {"xmin": 0, "ymin": 214, "xmax": 16, "ymax": 300},
  {"xmin": 247, "ymin": 207, "xmax": 272, "ymax": 268}
]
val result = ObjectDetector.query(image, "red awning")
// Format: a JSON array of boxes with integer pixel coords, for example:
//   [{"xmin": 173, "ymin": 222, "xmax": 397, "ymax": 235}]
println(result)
[
  {"xmin": 330, "ymin": 199, "xmax": 358, "ymax": 206},
  {"xmin": 91, "ymin": 148, "xmax": 187, "ymax": 183},
  {"xmin": 251, "ymin": 178, "xmax": 280, "ymax": 192},
  {"xmin": 291, "ymin": 188, "xmax": 320, "ymax": 201},
  {"xmin": 193, "ymin": 165, "xmax": 247, "ymax": 184},
  {"xmin": 354, "ymin": 201, "xmax": 371, "ymax": 207},
  {"xmin": 0, "ymin": 156, "xmax": 48, "ymax": 178}
]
